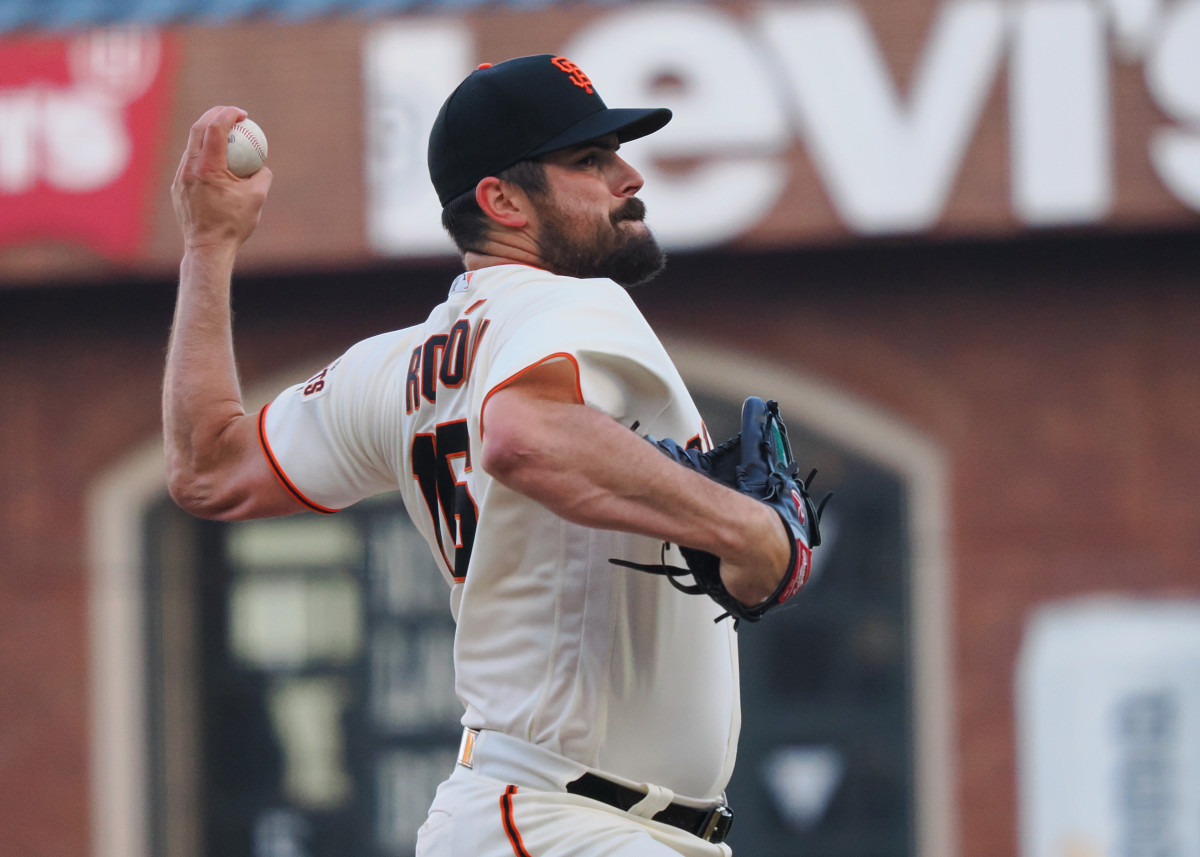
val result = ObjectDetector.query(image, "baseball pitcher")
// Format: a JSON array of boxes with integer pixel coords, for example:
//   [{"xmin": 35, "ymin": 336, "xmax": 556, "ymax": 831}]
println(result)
[{"xmin": 165, "ymin": 54, "xmax": 825, "ymax": 857}]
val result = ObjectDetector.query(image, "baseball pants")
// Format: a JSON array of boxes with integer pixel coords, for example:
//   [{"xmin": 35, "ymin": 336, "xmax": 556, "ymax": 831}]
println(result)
[{"xmin": 415, "ymin": 729, "xmax": 733, "ymax": 857}]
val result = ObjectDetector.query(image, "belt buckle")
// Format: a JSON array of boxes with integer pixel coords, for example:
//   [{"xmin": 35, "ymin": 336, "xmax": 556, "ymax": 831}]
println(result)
[
  {"xmin": 700, "ymin": 804, "xmax": 733, "ymax": 843},
  {"xmin": 457, "ymin": 727, "xmax": 479, "ymax": 769}
]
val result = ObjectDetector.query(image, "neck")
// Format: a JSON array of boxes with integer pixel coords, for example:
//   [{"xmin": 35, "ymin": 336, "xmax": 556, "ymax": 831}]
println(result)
[
  {"xmin": 463, "ymin": 231, "xmax": 547, "ymax": 272},
  {"xmin": 463, "ymin": 250, "xmax": 544, "ymax": 272}
]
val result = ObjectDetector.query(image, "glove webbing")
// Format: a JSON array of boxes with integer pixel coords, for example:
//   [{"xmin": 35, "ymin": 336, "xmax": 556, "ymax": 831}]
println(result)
[{"xmin": 609, "ymin": 546, "xmax": 741, "ymax": 624}]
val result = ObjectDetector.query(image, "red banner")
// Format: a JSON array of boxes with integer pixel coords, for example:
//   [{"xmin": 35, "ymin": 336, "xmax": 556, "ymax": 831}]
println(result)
[{"xmin": 0, "ymin": 29, "xmax": 178, "ymax": 260}]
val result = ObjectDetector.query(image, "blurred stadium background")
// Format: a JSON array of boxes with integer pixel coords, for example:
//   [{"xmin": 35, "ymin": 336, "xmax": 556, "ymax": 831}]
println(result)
[{"xmin": 1, "ymin": 1, "xmax": 1198, "ymax": 856}]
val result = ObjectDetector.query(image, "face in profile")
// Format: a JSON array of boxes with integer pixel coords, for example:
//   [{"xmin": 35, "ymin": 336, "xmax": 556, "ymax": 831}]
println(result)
[{"xmin": 529, "ymin": 139, "xmax": 667, "ymax": 287}]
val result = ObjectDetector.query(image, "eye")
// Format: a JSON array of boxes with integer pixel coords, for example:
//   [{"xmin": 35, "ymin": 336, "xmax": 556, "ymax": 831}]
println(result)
[{"xmin": 576, "ymin": 152, "xmax": 600, "ymax": 168}]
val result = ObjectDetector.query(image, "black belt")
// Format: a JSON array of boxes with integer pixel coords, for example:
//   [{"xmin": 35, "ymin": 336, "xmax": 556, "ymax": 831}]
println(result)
[{"xmin": 565, "ymin": 772, "xmax": 734, "ymax": 844}]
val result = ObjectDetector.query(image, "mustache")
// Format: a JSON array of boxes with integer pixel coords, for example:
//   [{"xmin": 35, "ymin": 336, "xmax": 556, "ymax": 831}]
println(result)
[{"xmin": 612, "ymin": 197, "xmax": 647, "ymax": 225}]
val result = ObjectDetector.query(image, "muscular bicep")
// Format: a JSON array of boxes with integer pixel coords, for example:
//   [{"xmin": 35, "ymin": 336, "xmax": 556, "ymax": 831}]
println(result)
[
  {"xmin": 167, "ymin": 410, "xmax": 307, "ymax": 521},
  {"xmin": 479, "ymin": 357, "xmax": 585, "ymax": 489}
]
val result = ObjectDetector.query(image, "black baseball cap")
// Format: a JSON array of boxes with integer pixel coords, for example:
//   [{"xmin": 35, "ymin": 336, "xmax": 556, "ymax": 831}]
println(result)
[{"xmin": 428, "ymin": 54, "xmax": 672, "ymax": 206}]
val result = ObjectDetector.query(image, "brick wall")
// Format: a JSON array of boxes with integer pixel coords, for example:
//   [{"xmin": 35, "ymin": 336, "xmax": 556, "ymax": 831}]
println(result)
[{"xmin": 2, "ymin": 230, "xmax": 1198, "ymax": 856}]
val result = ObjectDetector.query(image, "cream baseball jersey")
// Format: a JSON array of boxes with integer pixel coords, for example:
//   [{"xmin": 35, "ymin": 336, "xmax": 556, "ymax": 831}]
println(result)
[{"xmin": 260, "ymin": 264, "xmax": 740, "ymax": 799}]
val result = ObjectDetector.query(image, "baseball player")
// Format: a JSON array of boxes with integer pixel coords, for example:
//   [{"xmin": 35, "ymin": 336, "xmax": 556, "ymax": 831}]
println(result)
[{"xmin": 165, "ymin": 55, "xmax": 816, "ymax": 857}]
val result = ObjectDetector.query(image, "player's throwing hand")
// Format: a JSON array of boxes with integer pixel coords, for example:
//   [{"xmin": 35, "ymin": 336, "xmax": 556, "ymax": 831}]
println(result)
[{"xmin": 171, "ymin": 105, "xmax": 272, "ymax": 252}]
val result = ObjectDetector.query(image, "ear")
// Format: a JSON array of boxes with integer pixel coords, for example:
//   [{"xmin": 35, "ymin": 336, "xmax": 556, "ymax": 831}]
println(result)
[{"xmin": 475, "ymin": 177, "xmax": 530, "ymax": 229}]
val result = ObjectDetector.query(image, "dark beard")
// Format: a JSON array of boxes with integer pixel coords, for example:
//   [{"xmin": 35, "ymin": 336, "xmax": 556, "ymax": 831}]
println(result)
[{"xmin": 536, "ymin": 197, "xmax": 667, "ymax": 288}]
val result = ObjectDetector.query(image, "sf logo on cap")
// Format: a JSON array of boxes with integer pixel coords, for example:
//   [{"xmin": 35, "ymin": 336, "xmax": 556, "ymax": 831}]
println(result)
[{"xmin": 551, "ymin": 56, "xmax": 594, "ymax": 94}]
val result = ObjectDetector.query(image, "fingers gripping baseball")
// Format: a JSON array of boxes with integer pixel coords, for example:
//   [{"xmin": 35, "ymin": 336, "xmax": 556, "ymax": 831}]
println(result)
[{"xmin": 172, "ymin": 106, "xmax": 273, "ymax": 251}]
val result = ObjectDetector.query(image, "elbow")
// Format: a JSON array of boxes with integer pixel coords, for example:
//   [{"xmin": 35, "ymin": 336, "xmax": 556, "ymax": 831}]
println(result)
[
  {"xmin": 162, "ymin": 414, "xmax": 273, "ymax": 521},
  {"xmin": 165, "ymin": 459, "xmax": 238, "ymax": 521},
  {"xmin": 164, "ymin": 454, "xmax": 198, "ymax": 513},
  {"xmin": 480, "ymin": 385, "xmax": 576, "ymax": 496},
  {"xmin": 480, "ymin": 414, "xmax": 555, "ymax": 497},
  {"xmin": 166, "ymin": 471, "xmax": 221, "ymax": 520},
  {"xmin": 480, "ymin": 428, "xmax": 531, "ymax": 490}
]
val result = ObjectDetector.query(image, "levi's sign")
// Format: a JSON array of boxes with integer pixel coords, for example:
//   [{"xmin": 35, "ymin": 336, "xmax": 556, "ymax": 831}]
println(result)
[
  {"xmin": 365, "ymin": 0, "xmax": 1200, "ymax": 256},
  {"xmin": 0, "ymin": 29, "xmax": 177, "ymax": 260}
]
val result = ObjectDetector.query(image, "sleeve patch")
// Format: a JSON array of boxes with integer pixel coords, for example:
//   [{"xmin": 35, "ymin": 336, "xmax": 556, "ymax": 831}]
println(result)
[{"xmin": 301, "ymin": 358, "xmax": 341, "ymax": 400}]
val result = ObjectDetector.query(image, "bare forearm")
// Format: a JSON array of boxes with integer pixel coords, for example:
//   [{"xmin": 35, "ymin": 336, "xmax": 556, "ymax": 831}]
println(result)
[
  {"xmin": 484, "ymin": 398, "xmax": 788, "ymax": 602},
  {"xmin": 165, "ymin": 246, "xmax": 241, "ymax": 408},
  {"xmin": 162, "ymin": 247, "xmax": 256, "ymax": 513},
  {"xmin": 499, "ymin": 404, "xmax": 724, "ymax": 537}
]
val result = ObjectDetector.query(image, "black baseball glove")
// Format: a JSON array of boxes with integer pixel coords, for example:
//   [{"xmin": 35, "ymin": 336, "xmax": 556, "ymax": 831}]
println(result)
[{"xmin": 612, "ymin": 397, "xmax": 829, "ymax": 625}]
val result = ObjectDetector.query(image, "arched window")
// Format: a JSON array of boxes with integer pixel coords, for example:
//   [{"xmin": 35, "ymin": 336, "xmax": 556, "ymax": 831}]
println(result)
[{"xmin": 91, "ymin": 343, "xmax": 951, "ymax": 857}]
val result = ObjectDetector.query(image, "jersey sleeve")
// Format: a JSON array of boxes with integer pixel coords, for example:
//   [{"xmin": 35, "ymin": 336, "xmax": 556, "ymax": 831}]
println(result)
[
  {"xmin": 478, "ymin": 277, "xmax": 677, "ymax": 427},
  {"xmin": 260, "ymin": 331, "xmax": 408, "ymax": 512}
]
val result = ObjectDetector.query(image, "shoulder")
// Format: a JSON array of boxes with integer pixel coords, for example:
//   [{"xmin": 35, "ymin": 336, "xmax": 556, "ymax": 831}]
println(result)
[
  {"xmin": 339, "ymin": 328, "xmax": 422, "ymax": 368},
  {"xmin": 298, "ymin": 328, "xmax": 422, "ymax": 400}
]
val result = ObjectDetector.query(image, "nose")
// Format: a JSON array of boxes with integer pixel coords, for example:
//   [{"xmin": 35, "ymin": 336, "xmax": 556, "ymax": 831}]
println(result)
[{"xmin": 612, "ymin": 154, "xmax": 644, "ymax": 198}]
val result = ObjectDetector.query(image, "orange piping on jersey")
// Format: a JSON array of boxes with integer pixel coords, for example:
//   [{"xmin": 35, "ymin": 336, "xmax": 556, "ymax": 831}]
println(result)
[
  {"xmin": 465, "ymin": 298, "xmax": 487, "ymax": 314},
  {"xmin": 257, "ymin": 403, "xmax": 339, "ymax": 515},
  {"xmin": 479, "ymin": 352, "xmax": 584, "ymax": 440},
  {"xmin": 501, "ymin": 785, "xmax": 533, "ymax": 857}
]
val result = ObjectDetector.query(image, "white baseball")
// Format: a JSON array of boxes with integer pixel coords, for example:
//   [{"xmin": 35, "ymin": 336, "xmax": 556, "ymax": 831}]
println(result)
[{"xmin": 226, "ymin": 117, "xmax": 268, "ymax": 178}]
